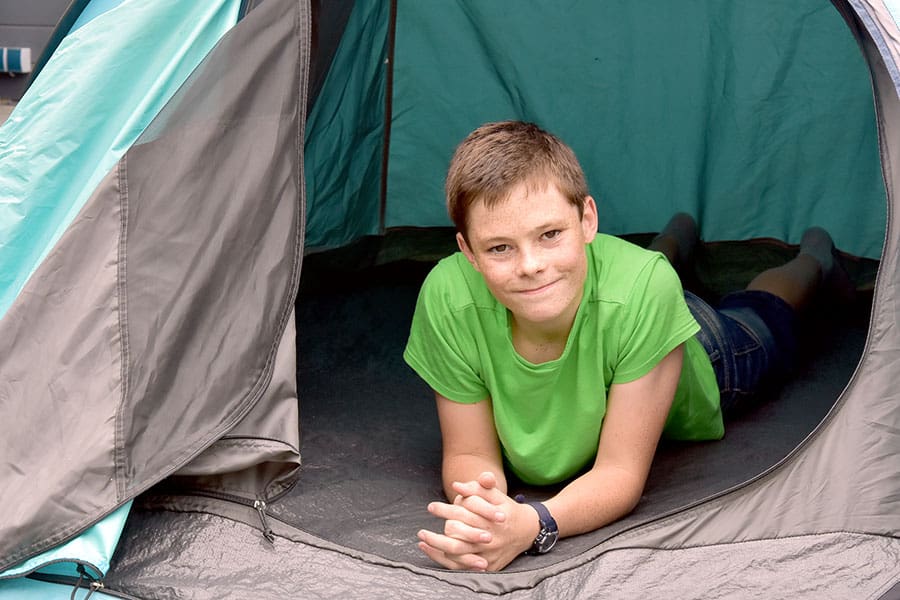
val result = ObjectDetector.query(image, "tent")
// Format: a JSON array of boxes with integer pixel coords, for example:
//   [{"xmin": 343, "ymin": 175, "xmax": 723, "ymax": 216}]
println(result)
[{"xmin": 0, "ymin": 0, "xmax": 898, "ymax": 597}]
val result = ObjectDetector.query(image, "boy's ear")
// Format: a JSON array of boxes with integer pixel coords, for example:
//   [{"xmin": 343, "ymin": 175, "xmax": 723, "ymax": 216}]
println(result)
[
  {"xmin": 456, "ymin": 232, "xmax": 480, "ymax": 271},
  {"xmin": 582, "ymin": 195, "xmax": 599, "ymax": 242}
]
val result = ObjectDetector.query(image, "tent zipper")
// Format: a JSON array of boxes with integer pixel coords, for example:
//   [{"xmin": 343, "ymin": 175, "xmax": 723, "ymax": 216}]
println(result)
[
  {"xmin": 177, "ymin": 490, "xmax": 277, "ymax": 542},
  {"xmin": 25, "ymin": 567, "xmax": 142, "ymax": 600},
  {"xmin": 253, "ymin": 499, "xmax": 276, "ymax": 543}
]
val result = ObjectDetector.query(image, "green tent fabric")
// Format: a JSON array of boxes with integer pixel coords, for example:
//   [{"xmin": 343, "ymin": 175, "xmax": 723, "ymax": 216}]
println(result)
[
  {"xmin": 305, "ymin": 1, "xmax": 885, "ymax": 258},
  {"xmin": 303, "ymin": 0, "xmax": 389, "ymax": 250}
]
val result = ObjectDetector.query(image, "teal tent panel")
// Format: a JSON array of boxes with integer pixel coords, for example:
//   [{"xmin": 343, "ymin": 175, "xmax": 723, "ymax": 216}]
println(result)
[
  {"xmin": 71, "ymin": 0, "xmax": 128, "ymax": 33},
  {"xmin": 0, "ymin": 0, "xmax": 242, "ymax": 318},
  {"xmin": 0, "ymin": 578, "xmax": 121, "ymax": 600},
  {"xmin": 303, "ymin": 0, "xmax": 389, "ymax": 250},
  {"xmin": 0, "ymin": 502, "xmax": 132, "ymax": 581},
  {"xmin": 386, "ymin": 1, "xmax": 885, "ymax": 258}
]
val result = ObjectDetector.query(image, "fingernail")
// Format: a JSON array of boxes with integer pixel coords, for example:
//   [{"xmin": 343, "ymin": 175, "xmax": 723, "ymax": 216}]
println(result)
[{"xmin": 480, "ymin": 532, "xmax": 491, "ymax": 542}]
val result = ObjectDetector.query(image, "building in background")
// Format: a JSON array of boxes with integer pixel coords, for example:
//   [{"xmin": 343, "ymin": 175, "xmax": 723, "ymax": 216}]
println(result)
[{"xmin": 1, "ymin": 2, "xmax": 69, "ymax": 100}]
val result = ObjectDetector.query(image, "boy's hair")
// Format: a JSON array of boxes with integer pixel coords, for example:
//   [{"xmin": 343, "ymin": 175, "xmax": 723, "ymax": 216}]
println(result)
[{"xmin": 445, "ymin": 121, "xmax": 589, "ymax": 238}]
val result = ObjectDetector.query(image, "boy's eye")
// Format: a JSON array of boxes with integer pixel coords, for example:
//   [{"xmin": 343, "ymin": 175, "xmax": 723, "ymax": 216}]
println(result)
[
  {"xmin": 488, "ymin": 244, "xmax": 510, "ymax": 254},
  {"xmin": 542, "ymin": 229, "xmax": 562, "ymax": 240}
]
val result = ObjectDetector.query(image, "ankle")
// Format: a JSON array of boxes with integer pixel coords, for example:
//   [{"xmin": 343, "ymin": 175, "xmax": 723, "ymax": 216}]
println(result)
[
  {"xmin": 799, "ymin": 227, "xmax": 835, "ymax": 279},
  {"xmin": 657, "ymin": 213, "xmax": 699, "ymax": 269}
]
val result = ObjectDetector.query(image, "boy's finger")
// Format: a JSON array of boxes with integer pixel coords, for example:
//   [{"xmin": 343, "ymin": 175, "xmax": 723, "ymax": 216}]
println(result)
[
  {"xmin": 451, "ymin": 478, "xmax": 506, "ymax": 505},
  {"xmin": 428, "ymin": 501, "xmax": 497, "ymax": 529},
  {"xmin": 417, "ymin": 541, "xmax": 487, "ymax": 571},
  {"xmin": 458, "ymin": 493, "xmax": 507, "ymax": 523},
  {"xmin": 477, "ymin": 471, "xmax": 498, "ymax": 489},
  {"xmin": 444, "ymin": 518, "xmax": 493, "ymax": 543},
  {"xmin": 417, "ymin": 528, "xmax": 484, "ymax": 561}
]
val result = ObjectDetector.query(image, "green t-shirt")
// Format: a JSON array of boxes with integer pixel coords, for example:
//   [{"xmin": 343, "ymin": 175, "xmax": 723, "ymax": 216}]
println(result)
[{"xmin": 403, "ymin": 234, "xmax": 723, "ymax": 485}]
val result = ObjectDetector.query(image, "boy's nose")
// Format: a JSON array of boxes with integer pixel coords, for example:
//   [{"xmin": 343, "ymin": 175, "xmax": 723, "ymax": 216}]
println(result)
[{"xmin": 517, "ymin": 247, "xmax": 545, "ymax": 276}]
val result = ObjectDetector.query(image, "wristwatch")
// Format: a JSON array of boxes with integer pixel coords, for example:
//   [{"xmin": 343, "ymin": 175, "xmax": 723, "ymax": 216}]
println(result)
[{"xmin": 524, "ymin": 501, "xmax": 559, "ymax": 555}]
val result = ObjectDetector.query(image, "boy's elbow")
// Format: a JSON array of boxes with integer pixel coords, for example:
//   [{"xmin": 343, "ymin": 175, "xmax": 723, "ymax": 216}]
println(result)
[
  {"xmin": 440, "ymin": 452, "xmax": 506, "ymax": 498},
  {"xmin": 622, "ymin": 488, "xmax": 643, "ymax": 515},
  {"xmin": 592, "ymin": 463, "xmax": 649, "ymax": 517}
]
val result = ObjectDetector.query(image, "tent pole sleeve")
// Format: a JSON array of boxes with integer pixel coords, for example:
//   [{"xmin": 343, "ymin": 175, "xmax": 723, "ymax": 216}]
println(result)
[{"xmin": 378, "ymin": 0, "xmax": 398, "ymax": 235}]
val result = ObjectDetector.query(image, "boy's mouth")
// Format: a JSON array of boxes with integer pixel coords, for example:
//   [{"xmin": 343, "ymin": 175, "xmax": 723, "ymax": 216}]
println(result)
[{"xmin": 517, "ymin": 280, "xmax": 558, "ymax": 295}]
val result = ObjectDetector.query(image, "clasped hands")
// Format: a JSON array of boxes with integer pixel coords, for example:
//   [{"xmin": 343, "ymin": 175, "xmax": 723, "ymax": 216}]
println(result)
[{"xmin": 417, "ymin": 471, "xmax": 539, "ymax": 572}]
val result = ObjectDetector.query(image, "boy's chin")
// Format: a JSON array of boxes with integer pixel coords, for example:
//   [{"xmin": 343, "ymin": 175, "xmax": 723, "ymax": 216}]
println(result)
[{"xmin": 509, "ymin": 305, "xmax": 569, "ymax": 328}]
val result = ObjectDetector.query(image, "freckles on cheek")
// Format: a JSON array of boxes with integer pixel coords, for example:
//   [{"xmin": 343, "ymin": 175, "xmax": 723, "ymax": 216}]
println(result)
[{"xmin": 482, "ymin": 270, "xmax": 511, "ymax": 301}]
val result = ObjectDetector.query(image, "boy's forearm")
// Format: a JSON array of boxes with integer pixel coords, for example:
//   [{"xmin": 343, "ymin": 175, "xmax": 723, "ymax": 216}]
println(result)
[
  {"xmin": 540, "ymin": 347, "xmax": 681, "ymax": 538},
  {"xmin": 542, "ymin": 464, "xmax": 644, "ymax": 538},
  {"xmin": 442, "ymin": 453, "xmax": 507, "ymax": 501}
]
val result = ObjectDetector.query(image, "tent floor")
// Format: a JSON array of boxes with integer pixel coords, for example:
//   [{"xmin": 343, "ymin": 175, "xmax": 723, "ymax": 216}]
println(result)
[{"xmin": 130, "ymin": 233, "xmax": 878, "ymax": 574}]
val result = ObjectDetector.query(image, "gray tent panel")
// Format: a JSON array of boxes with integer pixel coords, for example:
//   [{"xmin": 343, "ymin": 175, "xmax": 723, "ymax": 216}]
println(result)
[
  {"xmin": 854, "ymin": 0, "xmax": 900, "ymax": 88},
  {"xmin": 104, "ymin": 509, "xmax": 900, "ymax": 599},
  {"xmin": 0, "ymin": 0, "xmax": 308, "ymax": 571},
  {"xmin": 171, "ymin": 311, "xmax": 300, "ymax": 501},
  {"xmin": 0, "ymin": 166, "xmax": 125, "ymax": 567}
]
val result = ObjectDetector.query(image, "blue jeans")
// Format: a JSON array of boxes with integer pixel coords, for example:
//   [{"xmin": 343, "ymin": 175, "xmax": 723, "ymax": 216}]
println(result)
[{"xmin": 685, "ymin": 290, "xmax": 798, "ymax": 417}]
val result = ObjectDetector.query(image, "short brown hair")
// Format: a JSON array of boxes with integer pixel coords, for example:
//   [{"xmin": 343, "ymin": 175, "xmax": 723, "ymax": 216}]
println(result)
[{"xmin": 445, "ymin": 121, "xmax": 589, "ymax": 237}]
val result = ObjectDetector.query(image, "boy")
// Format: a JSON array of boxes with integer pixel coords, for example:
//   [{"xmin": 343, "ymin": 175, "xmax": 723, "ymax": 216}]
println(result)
[{"xmin": 403, "ymin": 121, "xmax": 843, "ymax": 571}]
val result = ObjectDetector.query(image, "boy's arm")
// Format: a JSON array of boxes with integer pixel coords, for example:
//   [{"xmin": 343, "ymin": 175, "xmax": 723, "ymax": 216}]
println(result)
[
  {"xmin": 541, "ymin": 343, "xmax": 682, "ymax": 537},
  {"xmin": 434, "ymin": 393, "xmax": 506, "ymax": 501},
  {"xmin": 418, "ymin": 393, "xmax": 513, "ymax": 571},
  {"xmin": 421, "ymin": 345, "xmax": 684, "ymax": 571}
]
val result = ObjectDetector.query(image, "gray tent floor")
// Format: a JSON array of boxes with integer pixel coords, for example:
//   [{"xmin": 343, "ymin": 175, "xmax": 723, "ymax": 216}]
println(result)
[
  {"xmin": 273, "ymin": 250, "xmax": 870, "ymax": 571},
  {"xmin": 115, "ymin": 234, "xmax": 875, "ymax": 581}
]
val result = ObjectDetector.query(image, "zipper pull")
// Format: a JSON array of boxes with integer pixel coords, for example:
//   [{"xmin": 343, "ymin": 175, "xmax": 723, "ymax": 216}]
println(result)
[
  {"xmin": 71, "ymin": 565, "xmax": 104, "ymax": 600},
  {"xmin": 254, "ymin": 499, "xmax": 276, "ymax": 543}
]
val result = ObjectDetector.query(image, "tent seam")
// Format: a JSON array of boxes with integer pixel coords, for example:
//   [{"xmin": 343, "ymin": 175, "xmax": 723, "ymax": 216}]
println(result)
[
  {"xmin": 604, "ymin": 528, "xmax": 900, "ymax": 554},
  {"xmin": 851, "ymin": 0, "xmax": 900, "ymax": 89},
  {"xmin": 199, "ymin": 437, "xmax": 300, "ymax": 453},
  {"xmin": 115, "ymin": 156, "xmax": 131, "ymax": 501},
  {"xmin": 377, "ymin": 0, "xmax": 397, "ymax": 234}
]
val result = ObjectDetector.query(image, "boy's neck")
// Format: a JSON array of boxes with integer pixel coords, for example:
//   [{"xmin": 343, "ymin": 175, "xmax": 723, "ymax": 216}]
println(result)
[{"xmin": 510, "ymin": 313, "xmax": 574, "ymax": 364}]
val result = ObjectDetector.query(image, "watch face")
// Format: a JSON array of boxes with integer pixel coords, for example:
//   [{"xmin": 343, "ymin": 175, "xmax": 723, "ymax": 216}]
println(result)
[
  {"xmin": 523, "ymin": 501, "xmax": 559, "ymax": 555},
  {"xmin": 534, "ymin": 527, "xmax": 559, "ymax": 554}
]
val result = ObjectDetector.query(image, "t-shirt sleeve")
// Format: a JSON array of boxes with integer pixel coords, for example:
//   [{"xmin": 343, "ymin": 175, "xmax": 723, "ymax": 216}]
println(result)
[
  {"xmin": 403, "ymin": 266, "xmax": 490, "ymax": 404},
  {"xmin": 610, "ymin": 254, "xmax": 700, "ymax": 384}
]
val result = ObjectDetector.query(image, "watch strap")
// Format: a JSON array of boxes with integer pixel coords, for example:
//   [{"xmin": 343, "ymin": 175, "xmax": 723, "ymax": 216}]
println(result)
[
  {"xmin": 527, "ymin": 501, "xmax": 557, "ymax": 531},
  {"xmin": 516, "ymin": 496, "xmax": 559, "ymax": 555}
]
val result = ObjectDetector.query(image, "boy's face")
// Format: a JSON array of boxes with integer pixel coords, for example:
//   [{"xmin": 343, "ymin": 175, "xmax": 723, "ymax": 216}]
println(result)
[{"xmin": 457, "ymin": 182, "xmax": 598, "ymax": 336}]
